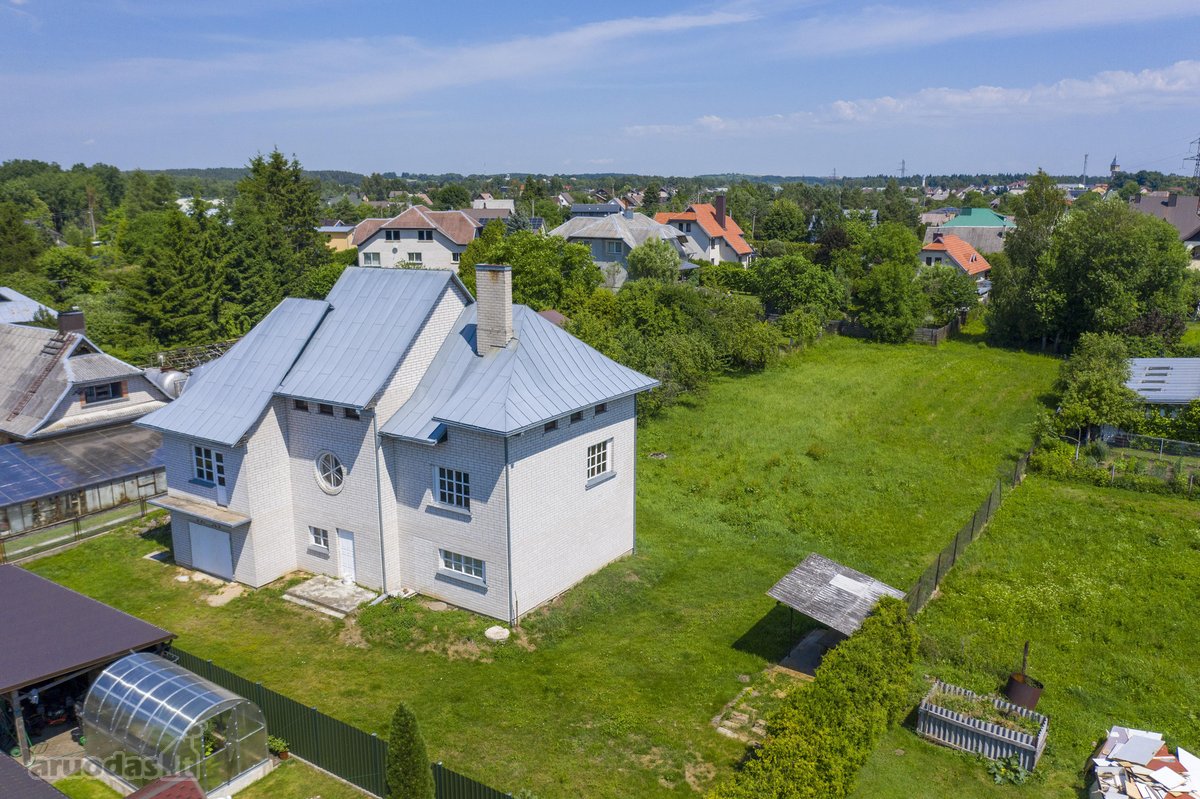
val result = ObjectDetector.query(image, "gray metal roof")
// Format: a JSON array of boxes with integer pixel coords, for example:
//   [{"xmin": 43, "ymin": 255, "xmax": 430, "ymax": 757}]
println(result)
[
  {"xmin": 767, "ymin": 553, "xmax": 904, "ymax": 637},
  {"xmin": 0, "ymin": 752, "xmax": 69, "ymax": 798},
  {"xmin": 382, "ymin": 304, "xmax": 659, "ymax": 441},
  {"xmin": 137, "ymin": 298, "xmax": 330, "ymax": 447},
  {"xmin": 276, "ymin": 268, "xmax": 460, "ymax": 408},
  {"xmin": 0, "ymin": 286, "xmax": 56, "ymax": 324},
  {"xmin": 1127, "ymin": 358, "xmax": 1200, "ymax": 405},
  {"xmin": 0, "ymin": 324, "xmax": 149, "ymax": 440},
  {"xmin": 550, "ymin": 213, "xmax": 702, "ymax": 259}
]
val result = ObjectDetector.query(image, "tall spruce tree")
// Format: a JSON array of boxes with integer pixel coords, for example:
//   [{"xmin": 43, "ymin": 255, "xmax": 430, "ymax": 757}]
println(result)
[{"xmin": 386, "ymin": 703, "xmax": 435, "ymax": 799}]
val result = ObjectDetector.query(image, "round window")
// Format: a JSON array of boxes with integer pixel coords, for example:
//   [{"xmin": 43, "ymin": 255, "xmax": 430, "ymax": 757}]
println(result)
[{"xmin": 315, "ymin": 451, "xmax": 345, "ymax": 494}]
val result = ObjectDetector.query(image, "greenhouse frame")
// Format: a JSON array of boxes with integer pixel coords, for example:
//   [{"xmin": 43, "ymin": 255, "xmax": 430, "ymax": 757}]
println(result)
[{"xmin": 80, "ymin": 653, "xmax": 269, "ymax": 794}]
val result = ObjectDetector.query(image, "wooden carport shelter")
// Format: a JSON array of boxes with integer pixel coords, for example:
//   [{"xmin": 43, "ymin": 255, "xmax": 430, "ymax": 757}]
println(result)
[
  {"xmin": 768, "ymin": 553, "xmax": 905, "ymax": 637},
  {"xmin": 0, "ymin": 565, "xmax": 173, "ymax": 764}
]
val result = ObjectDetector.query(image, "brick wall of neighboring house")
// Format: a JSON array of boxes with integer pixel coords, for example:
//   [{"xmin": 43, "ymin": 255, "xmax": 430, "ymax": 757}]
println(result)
[
  {"xmin": 507, "ymin": 396, "xmax": 637, "ymax": 616},
  {"xmin": 390, "ymin": 426, "xmax": 511, "ymax": 620},
  {"xmin": 358, "ymin": 229, "xmax": 466, "ymax": 270}
]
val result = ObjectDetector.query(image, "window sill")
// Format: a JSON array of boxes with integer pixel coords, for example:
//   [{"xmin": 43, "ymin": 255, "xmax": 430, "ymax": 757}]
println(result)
[
  {"xmin": 436, "ymin": 568, "xmax": 486, "ymax": 590},
  {"xmin": 429, "ymin": 502, "xmax": 472, "ymax": 519},
  {"xmin": 189, "ymin": 478, "xmax": 217, "ymax": 488},
  {"xmin": 307, "ymin": 545, "xmax": 330, "ymax": 557},
  {"xmin": 586, "ymin": 471, "xmax": 617, "ymax": 489}
]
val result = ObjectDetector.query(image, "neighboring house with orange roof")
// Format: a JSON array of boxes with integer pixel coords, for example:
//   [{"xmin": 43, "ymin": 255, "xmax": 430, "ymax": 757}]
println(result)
[
  {"xmin": 655, "ymin": 195, "xmax": 753, "ymax": 265},
  {"xmin": 920, "ymin": 232, "xmax": 992, "ymax": 282},
  {"xmin": 352, "ymin": 206, "xmax": 481, "ymax": 270}
]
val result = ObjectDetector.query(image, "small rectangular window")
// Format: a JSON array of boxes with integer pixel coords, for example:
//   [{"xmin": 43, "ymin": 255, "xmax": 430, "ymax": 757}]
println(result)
[
  {"xmin": 570, "ymin": 411, "xmax": 583, "ymax": 423},
  {"xmin": 606, "ymin": 240, "xmax": 621, "ymax": 254},
  {"xmin": 83, "ymin": 382, "xmax": 123, "ymax": 404},
  {"xmin": 436, "ymin": 467, "xmax": 470, "ymax": 511},
  {"xmin": 362, "ymin": 252, "xmax": 381, "ymax": 266},
  {"xmin": 318, "ymin": 403, "xmax": 334, "ymax": 416},
  {"xmin": 594, "ymin": 403, "xmax": 607, "ymax": 414},
  {"xmin": 344, "ymin": 408, "xmax": 360, "ymax": 420},
  {"xmin": 310, "ymin": 526, "xmax": 330, "ymax": 549},
  {"xmin": 407, "ymin": 252, "xmax": 423, "ymax": 263},
  {"xmin": 293, "ymin": 399, "xmax": 309, "ymax": 412},
  {"xmin": 384, "ymin": 229, "xmax": 401, "ymax": 241},
  {"xmin": 440, "ymin": 549, "xmax": 484, "ymax": 580},
  {"xmin": 587, "ymin": 440, "xmax": 611, "ymax": 480},
  {"xmin": 452, "ymin": 252, "xmax": 461, "ymax": 263},
  {"xmin": 193, "ymin": 446, "xmax": 226, "ymax": 487},
  {"xmin": 417, "ymin": 230, "xmax": 434, "ymax": 241},
  {"xmin": 544, "ymin": 420, "xmax": 558, "ymax": 433}
]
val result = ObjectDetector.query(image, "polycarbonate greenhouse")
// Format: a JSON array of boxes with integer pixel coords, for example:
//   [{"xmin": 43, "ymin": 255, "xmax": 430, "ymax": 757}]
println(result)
[{"xmin": 80, "ymin": 652, "xmax": 268, "ymax": 793}]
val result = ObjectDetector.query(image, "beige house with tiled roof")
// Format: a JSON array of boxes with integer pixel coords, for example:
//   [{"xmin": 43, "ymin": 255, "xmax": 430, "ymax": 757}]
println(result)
[{"xmin": 352, "ymin": 206, "xmax": 482, "ymax": 270}]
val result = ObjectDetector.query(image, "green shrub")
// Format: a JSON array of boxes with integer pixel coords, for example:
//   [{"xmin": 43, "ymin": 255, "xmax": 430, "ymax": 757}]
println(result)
[
  {"xmin": 777, "ymin": 308, "xmax": 823, "ymax": 348},
  {"xmin": 1028, "ymin": 440, "xmax": 1075, "ymax": 477},
  {"xmin": 387, "ymin": 702, "xmax": 435, "ymax": 799},
  {"xmin": 708, "ymin": 597, "xmax": 917, "ymax": 799}
]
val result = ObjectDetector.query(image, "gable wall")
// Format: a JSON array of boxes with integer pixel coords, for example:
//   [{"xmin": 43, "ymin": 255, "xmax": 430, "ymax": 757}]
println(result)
[{"xmin": 358, "ymin": 230, "xmax": 466, "ymax": 269}]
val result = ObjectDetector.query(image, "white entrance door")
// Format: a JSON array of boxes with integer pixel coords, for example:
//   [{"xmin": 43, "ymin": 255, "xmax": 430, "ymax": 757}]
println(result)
[
  {"xmin": 188, "ymin": 522, "xmax": 233, "ymax": 580},
  {"xmin": 337, "ymin": 529, "xmax": 356, "ymax": 584}
]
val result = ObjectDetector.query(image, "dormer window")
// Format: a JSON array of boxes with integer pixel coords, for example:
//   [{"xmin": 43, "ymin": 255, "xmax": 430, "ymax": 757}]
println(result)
[{"xmin": 82, "ymin": 382, "xmax": 123, "ymax": 404}]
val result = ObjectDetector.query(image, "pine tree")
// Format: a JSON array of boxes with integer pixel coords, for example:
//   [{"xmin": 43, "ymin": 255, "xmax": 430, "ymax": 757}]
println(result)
[{"xmin": 386, "ymin": 703, "xmax": 435, "ymax": 799}]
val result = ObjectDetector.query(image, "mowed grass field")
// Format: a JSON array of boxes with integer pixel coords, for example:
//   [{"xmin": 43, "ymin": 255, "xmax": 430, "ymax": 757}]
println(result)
[
  {"xmin": 853, "ymin": 477, "xmax": 1200, "ymax": 798},
  {"xmin": 28, "ymin": 335, "xmax": 1057, "ymax": 798}
]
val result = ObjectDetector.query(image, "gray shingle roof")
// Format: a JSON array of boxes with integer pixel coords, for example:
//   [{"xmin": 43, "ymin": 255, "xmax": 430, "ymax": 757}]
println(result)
[
  {"xmin": 1127, "ymin": 358, "xmax": 1200, "ymax": 405},
  {"xmin": 381, "ymin": 304, "xmax": 658, "ymax": 441},
  {"xmin": 276, "ymin": 268, "xmax": 461, "ymax": 408},
  {"xmin": 0, "ymin": 324, "xmax": 146, "ymax": 440},
  {"xmin": 0, "ymin": 753, "xmax": 69, "ymax": 798},
  {"xmin": 0, "ymin": 286, "xmax": 56, "ymax": 324},
  {"xmin": 550, "ymin": 213, "xmax": 703, "ymax": 259},
  {"xmin": 767, "ymin": 553, "xmax": 904, "ymax": 637},
  {"xmin": 137, "ymin": 298, "xmax": 330, "ymax": 446}
]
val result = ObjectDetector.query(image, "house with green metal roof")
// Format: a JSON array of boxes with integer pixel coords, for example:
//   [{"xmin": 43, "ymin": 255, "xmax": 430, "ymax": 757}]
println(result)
[
  {"xmin": 941, "ymin": 207, "xmax": 1015, "ymax": 229},
  {"xmin": 923, "ymin": 207, "xmax": 1016, "ymax": 254}
]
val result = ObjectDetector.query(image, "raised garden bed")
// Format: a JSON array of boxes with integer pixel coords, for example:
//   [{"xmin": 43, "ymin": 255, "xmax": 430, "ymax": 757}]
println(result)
[{"xmin": 917, "ymin": 680, "xmax": 1049, "ymax": 771}]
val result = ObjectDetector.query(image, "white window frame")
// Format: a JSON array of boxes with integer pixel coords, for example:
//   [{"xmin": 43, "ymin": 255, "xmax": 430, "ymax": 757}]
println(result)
[
  {"xmin": 193, "ymin": 446, "xmax": 226, "ymax": 486},
  {"xmin": 315, "ymin": 451, "xmax": 345, "ymax": 494},
  {"xmin": 452, "ymin": 252, "xmax": 461, "ymax": 263},
  {"xmin": 434, "ymin": 466, "xmax": 470, "ymax": 512},
  {"xmin": 384, "ymin": 229, "xmax": 402, "ymax": 241},
  {"xmin": 407, "ymin": 251, "xmax": 423, "ymax": 263},
  {"xmin": 439, "ymin": 549, "xmax": 485, "ymax": 582},
  {"xmin": 309, "ymin": 526, "xmax": 330, "ymax": 550},
  {"xmin": 605, "ymin": 240, "xmax": 621, "ymax": 254},
  {"xmin": 362, "ymin": 251, "xmax": 381, "ymax": 266},
  {"xmin": 417, "ymin": 229, "xmax": 434, "ymax": 241},
  {"xmin": 587, "ymin": 439, "xmax": 612, "ymax": 482}
]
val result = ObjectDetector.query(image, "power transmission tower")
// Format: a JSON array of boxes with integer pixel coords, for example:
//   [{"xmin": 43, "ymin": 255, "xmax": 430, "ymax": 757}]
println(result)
[
  {"xmin": 1187, "ymin": 135, "xmax": 1200, "ymax": 182},
  {"xmin": 1082, "ymin": 153, "xmax": 1088, "ymax": 187},
  {"xmin": 899, "ymin": 159, "xmax": 906, "ymax": 180}
]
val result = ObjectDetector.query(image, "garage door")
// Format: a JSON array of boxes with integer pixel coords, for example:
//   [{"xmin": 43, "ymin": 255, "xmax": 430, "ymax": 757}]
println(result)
[{"xmin": 188, "ymin": 522, "xmax": 234, "ymax": 580}]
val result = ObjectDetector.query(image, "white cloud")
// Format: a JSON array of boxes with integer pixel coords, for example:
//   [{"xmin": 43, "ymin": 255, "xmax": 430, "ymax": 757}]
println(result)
[
  {"xmin": 626, "ymin": 60, "xmax": 1200, "ymax": 137},
  {"xmin": 788, "ymin": 0, "xmax": 1200, "ymax": 57}
]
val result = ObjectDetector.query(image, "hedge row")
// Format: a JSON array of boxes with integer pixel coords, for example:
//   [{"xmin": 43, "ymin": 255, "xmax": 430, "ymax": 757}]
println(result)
[
  {"xmin": 1030, "ymin": 440, "xmax": 1200, "ymax": 499},
  {"xmin": 709, "ymin": 597, "xmax": 918, "ymax": 799}
]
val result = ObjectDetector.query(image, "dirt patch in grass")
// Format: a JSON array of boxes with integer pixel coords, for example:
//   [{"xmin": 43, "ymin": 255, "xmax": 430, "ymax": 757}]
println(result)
[
  {"xmin": 337, "ymin": 618, "xmax": 368, "ymax": 648},
  {"xmin": 685, "ymin": 759, "xmax": 717, "ymax": 792}
]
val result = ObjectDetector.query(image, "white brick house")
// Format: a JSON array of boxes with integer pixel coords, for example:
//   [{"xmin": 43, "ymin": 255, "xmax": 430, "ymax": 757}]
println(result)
[
  {"xmin": 138, "ymin": 266, "xmax": 657, "ymax": 622},
  {"xmin": 352, "ymin": 206, "xmax": 481, "ymax": 270}
]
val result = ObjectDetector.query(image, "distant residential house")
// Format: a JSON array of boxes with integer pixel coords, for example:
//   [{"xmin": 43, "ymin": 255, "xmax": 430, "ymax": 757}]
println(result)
[
  {"xmin": 570, "ymin": 201, "xmax": 623, "ymax": 218},
  {"xmin": 654, "ymin": 196, "xmax": 753, "ymax": 265},
  {"xmin": 316, "ymin": 219, "xmax": 356, "ymax": 252},
  {"xmin": 1125, "ymin": 358, "xmax": 1200, "ymax": 409},
  {"xmin": 0, "ymin": 287, "xmax": 56, "ymax": 325},
  {"xmin": 137, "ymin": 266, "xmax": 657, "ymax": 623},
  {"xmin": 549, "ymin": 210, "xmax": 704, "ymax": 288},
  {"xmin": 554, "ymin": 192, "xmax": 575, "ymax": 208},
  {"xmin": 0, "ymin": 314, "xmax": 169, "ymax": 444},
  {"xmin": 919, "ymin": 210, "xmax": 956, "ymax": 227},
  {"xmin": 460, "ymin": 206, "xmax": 513, "ymax": 229},
  {"xmin": 920, "ymin": 232, "xmax": 992, "ymax": 285},
  {"xmin": 1129, "ymin": 194, "xmax": 1200, "ymax": 266},
  {"xmin": 352, "ymin": 206, "xmax": 481, "ymax": 270},
  {"xmin": 471, "ymin": 198, "xmax": 516, "ymax": 212},
  {"xmin": 923, "ymin": 207, "xmax": 1015, "ymax": 254}
]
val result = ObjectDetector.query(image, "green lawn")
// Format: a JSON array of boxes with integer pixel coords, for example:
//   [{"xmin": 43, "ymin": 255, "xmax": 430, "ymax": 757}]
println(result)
[
  {"xmin": 237, "ymin": 759, "xmax": 369, "ymax": 798},
  {"xmin": 52, "ymin": 774, "xmax": 122, "ymax": 799},
  {"xmin": 853, "ymin": 476, "xmax": 1200, "ymax": 798},
  {"xmin": 28, "ymin": 335, "xmax": 1057, "ymax": 798}
]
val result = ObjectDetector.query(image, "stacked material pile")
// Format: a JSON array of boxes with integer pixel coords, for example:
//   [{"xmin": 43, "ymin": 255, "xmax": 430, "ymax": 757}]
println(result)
[{"xmin": 1090, "ymin": 726, "xmax": 1200, "ymax": 799}]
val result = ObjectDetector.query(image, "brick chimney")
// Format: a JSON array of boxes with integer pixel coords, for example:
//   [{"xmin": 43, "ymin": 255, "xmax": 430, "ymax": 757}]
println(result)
[
  {"xmin": 475, "ymin": 264, "xmax": 513, "ymax": 353},
  {"xmin": 714, "ymin": 194, "xmax": 727, "ymax": 228},
  {"xmin": 57, "ymin": 308, "xmax": 85, "ymax": 336}
]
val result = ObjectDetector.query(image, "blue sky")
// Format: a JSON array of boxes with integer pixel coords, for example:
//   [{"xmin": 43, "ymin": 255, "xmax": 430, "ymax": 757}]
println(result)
[{"xmin": 3, "ymin": 0, "xmax": 1200, "ymax": 177}]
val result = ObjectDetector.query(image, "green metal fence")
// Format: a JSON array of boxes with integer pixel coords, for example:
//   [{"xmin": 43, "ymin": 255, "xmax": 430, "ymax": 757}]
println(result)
[
  {"xmin": 171, "ymin": 648, "xmax": 510, "ymax": 798},
  {"xmin": 904, "ymin": 450, "xmax": 1030, "ymax": 614}
]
